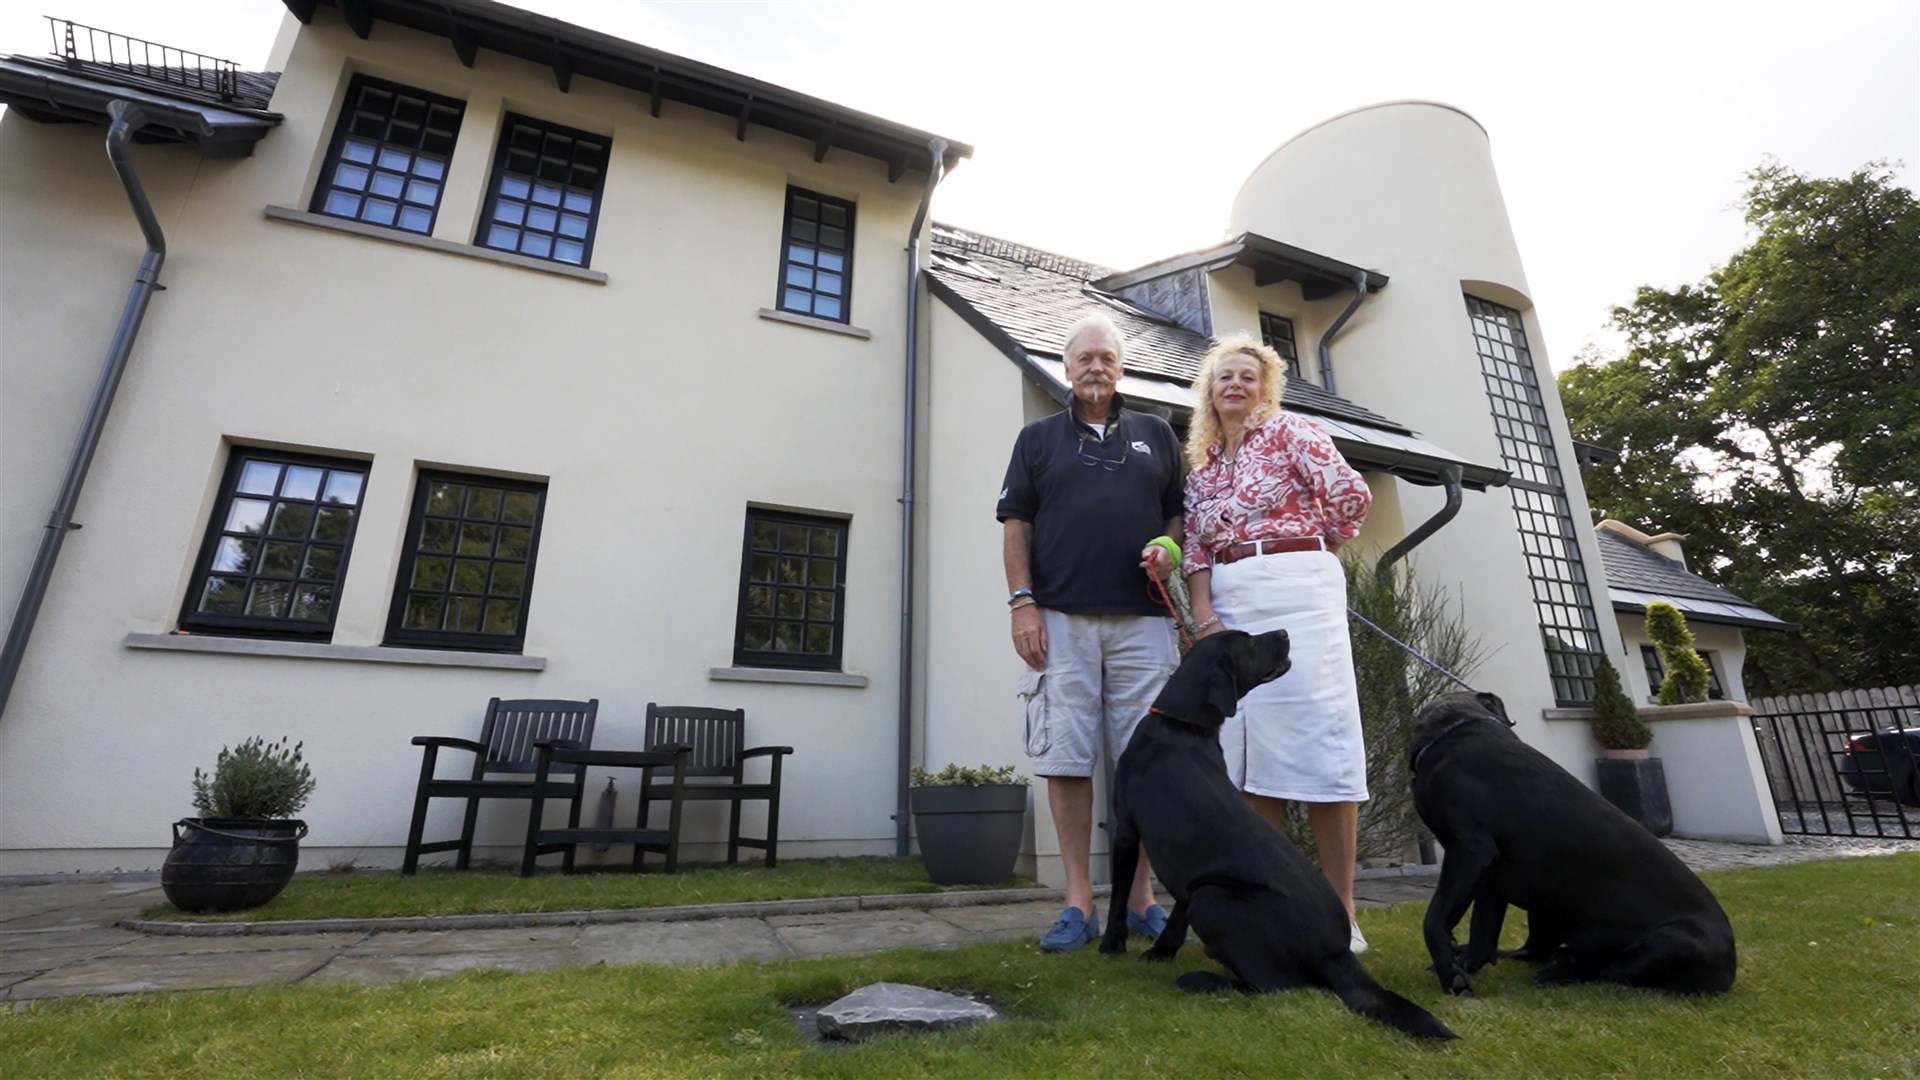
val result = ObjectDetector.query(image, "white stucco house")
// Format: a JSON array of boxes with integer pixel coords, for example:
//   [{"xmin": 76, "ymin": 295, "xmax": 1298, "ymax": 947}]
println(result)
[{"xmin": 0, "ymin": 0, "xmax": 1783, "ymax": 877}]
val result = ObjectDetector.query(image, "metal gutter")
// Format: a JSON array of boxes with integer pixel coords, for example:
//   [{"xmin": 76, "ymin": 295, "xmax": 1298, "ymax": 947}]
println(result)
[
  {"xmin": 1316, "ymin": 269, "xmax": 1370, "ymax": 396},
  {"xmin": 895, "ymin": 138, "xmax": 949, "ymax": 856},
  {"xmin": 0, "ymin": 58, "xmax": 279, "ymax": 156},
  {"xmin": 0, "ymin": 101, "xmax": 167, "ymax": 722}
]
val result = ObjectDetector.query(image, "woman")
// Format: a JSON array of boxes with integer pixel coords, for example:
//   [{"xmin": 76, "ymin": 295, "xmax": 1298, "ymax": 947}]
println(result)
[{"xmin": 1180, "ymin": 332, "xmax": 1375, "ymax": 953}]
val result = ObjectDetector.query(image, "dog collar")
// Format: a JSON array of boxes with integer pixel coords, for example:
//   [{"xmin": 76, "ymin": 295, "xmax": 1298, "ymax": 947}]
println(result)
[
  {"xmin": 1409, "ymin": 713, "xmax": 1485, "ymax": 775},
  {"xmin": 1148, "ymin": 705, "xmax": 1211, "ymax": 730}
]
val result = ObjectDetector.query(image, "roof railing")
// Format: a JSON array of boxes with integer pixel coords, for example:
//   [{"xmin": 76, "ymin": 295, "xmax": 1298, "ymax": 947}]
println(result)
[{"xmin": 46, "ymin": 16, "xmax": 238, "ymax": 102}]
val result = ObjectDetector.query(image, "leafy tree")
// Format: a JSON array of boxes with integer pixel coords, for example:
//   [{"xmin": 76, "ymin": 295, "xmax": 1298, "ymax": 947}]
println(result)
[{"xmin": 1560, "ymin": 161, "xmax": 1920, "ymax": 694}]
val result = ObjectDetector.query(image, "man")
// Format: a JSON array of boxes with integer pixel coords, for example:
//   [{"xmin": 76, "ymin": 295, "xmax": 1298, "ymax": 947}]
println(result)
[{"xmin": 997, "ymin": 312, "xmax": 1185, "ymax": 952}]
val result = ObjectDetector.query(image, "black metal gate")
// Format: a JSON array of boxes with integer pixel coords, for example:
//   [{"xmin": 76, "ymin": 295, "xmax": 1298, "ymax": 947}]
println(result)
[{"xmin": 1750, "ymin": 686, "xmax": 1920, "ymax": 838}]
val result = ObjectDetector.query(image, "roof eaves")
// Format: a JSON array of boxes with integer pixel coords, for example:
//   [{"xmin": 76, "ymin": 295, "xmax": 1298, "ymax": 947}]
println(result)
[
  {"xmin": 288, "ymin": 0, "xmax": 971, "ymax": 177},
  {"xmin": 0, "ymin": 57, "xmax": 281, "ymax": 156}
]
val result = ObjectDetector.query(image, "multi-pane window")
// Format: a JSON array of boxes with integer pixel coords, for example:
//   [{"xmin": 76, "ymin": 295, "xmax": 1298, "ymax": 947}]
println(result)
[
  {"xmin": 386, "ymin": 473, "xmax": 546, "ymax": 652},
  {"xmin": 1468, "ymin": 295, "xmax": 1605, "ymax": 705},
  {"xmin": 181, "ymin": 450, "xmax": 368, "ymax": 639},
  {"xmin": 777, "ymin": 188, "xmax": 855, "ymax": 323},
  {"xmin": 478, "ymin": 115, "xmax": 609, "ymax": 266},
  {"xmin": 312, "ymin": 76, "xmax": 464, "ymax": 235},
  {"xmin": 1639, "ymin": 645, "xmax": 1726, "ymax": 703},
  {"xmin": 1259, "ymin": 312, "xmax": 1302, "ymax": 379},
  {"xmin": 734, "ymin": 509, "xmax": 849, "ymax": 670}
]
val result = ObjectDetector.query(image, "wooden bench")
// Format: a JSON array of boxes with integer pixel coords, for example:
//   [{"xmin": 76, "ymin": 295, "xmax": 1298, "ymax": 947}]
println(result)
[
  {"xmin": 640, "ymin": 704, "xmax": 793, "ymax": 867},
  {"xmin": 520, "ymin": 744, "xmax": 690, "ymax": 876}
]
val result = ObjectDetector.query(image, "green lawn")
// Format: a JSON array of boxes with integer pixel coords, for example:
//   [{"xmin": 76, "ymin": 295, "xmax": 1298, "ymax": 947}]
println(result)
[
  {"xmin": 139, "ymin": 857, "xmax": 1038, "ymax": 922},
  {"xmin": 17, "ymin": 854, "xmax": 1918, "ymax": 1077}
]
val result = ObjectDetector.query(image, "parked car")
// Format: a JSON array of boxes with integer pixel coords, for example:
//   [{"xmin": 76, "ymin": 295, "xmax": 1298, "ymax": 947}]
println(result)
[{"xmin": 1836, "ymin": 727, "xmax": 1920, "ymax": 808}]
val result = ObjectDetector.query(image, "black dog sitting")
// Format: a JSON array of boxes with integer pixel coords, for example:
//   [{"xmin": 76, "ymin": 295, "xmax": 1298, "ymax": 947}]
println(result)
[
  {"xmin": 1101, "ymin": 630, "xmax": 1456, "ymax": 1041},
  {"xmin": 1411, "ymin": 691, "xmax": 1736, "ymax": 996}
]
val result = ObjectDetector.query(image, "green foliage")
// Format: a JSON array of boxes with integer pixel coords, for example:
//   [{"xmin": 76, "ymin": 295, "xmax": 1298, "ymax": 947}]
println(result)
[
  {"xmin": 1646, "ymin": 602, "xmax": 1712, "ymax": 705},
  {"xmin": 909, "ymin": 763, "xmax": 1029, "ymax": 787},
  {"xmin": 1558, "ymin": 159, "xmax": 1920, "ymax": 695},
  {"xmin": 189, "ymin": 736, "xmax": 315, "ymax": 820},
  {"xmin": 1590, "ymin": 657, "xmax": 1652, "ymax": 750}
]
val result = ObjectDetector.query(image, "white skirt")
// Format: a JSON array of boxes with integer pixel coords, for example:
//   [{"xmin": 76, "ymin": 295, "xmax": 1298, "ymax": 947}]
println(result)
[{"xmin": 1209, "ymin": 549, "xmax": 1368, "ymax": 802}]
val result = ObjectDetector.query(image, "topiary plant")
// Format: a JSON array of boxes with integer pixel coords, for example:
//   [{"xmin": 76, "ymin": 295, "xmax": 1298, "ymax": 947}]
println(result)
[
  {"xmin": 1590, "ymin": 656, "xmax": 1652, "ymax": 750},
  {"xmin": 909, "ymin": 763, "xmax": 1030, "ymax": 787},
  {"xmin": 190, "ymin": 736, "xmax": 316, "ymax": 820},
  {"xmin": 1646, "ymin": 601, "xmax": 1711, "ymax": 705}
]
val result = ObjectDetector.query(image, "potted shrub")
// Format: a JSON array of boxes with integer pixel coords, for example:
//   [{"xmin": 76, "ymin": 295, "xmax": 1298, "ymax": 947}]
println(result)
[
  {"xmin": 1591, "ymin": 656, "xmax": 1672, "ymax": 835},
  {"xmin": 161, "ymin": 736, "xmax": 316, "ymax": 913},
  {"xmin": 909, "ymin": 764, "xmax": 1029, "ymax": 885}
]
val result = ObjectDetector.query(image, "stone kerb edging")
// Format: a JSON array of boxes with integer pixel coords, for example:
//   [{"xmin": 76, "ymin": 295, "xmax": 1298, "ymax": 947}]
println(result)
[{"xmin": 120, "ymin": 862, "xmax": 1439, "ymax": 937}]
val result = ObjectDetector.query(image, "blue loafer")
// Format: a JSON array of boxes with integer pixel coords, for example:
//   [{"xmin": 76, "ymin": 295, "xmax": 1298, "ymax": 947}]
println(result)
[
  {"xmin": 1126, "ymin": 903, "xmax": 1170, "ymax": 942},
  {"xmin": 1039, "ymin": 906, "xmax": 1099, "ymax": 952}
]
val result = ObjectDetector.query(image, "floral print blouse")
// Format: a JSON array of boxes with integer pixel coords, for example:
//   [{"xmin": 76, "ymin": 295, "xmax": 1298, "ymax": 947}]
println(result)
[{"xmin": 1182, "ymin": 411, "xmax": 1373, "ymax": 575}]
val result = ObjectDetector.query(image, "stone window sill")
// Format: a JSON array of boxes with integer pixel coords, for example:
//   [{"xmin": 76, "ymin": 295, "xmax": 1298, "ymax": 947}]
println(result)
[
  {"xmin": 126, "ymin": 632, "xmax": 546, "ymax": 671},
  {"xmin": 264, "ymin": 206, "xmax": 608, "ymax": 284},
  {"xmin": 708, "ymin": 666, "xmax": 869, "ymax": 688},
  {"xmin": 756, "ymin": 307, "xmax": 872, "ymax": 339}
]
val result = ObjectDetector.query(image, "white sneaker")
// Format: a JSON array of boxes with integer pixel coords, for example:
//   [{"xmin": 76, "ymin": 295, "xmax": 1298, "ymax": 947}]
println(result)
[{"xmin": 1349, "ymin": 921, "xmax": 1370, "ymax": 955}]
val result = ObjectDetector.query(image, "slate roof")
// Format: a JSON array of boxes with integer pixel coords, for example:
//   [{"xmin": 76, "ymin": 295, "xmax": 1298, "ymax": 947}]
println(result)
[
  {"xmin": 1596, "ymin": 529, "xmax": 1793, "ymax": 631},
  {"xmin": 8, "ymin": 56, "xmax": 280, "ymax": 112},
  {"xmin": 927, "ymin": 225, "xmax": 1408, "ymax": 433}
]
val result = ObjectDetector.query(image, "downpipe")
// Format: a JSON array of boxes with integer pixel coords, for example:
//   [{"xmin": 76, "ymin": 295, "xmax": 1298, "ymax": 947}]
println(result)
[
  {"xmin": 895, "ymin": 138, "xmax": 948, "ymax": 856},
  {"xmin": 0, "ymin": 101, "xmax": 164, "ymax": 722},
  {"xmin": 1317, "ymin": 269, "xmax": 1371, "ymax": 396}
]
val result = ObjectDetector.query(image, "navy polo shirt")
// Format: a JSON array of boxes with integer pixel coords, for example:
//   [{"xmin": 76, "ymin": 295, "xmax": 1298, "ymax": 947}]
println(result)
[{"xmin": 996, "ymin": 397, "xmax": 1185, "ymax": 616}]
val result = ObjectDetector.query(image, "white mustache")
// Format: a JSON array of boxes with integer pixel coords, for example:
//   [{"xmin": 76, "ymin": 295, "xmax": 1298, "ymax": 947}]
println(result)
[{"xmin": 1075, "ymin": 374, "xmax": 1114, "ymax": 387}]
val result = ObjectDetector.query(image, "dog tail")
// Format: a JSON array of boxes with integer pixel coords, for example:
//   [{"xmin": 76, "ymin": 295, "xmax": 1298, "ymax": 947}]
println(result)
[{"xmin": 1322, "ymin": 952, "xmax": 1458, "ymax": 1041}]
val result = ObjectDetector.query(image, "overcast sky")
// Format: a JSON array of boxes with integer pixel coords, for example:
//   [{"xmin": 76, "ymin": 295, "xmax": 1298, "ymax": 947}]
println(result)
[{"xmin": 5, "ymin": 1, "xmax": 1914, "ymax": 368}]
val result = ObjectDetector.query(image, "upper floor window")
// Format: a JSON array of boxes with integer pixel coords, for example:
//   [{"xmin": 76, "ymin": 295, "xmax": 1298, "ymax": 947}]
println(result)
[
  {"xmin": 1640, "ymin": 644, "xmax": 1726, "ymax": 703},
  {"xmin": 734, "ymin": 508, "xmax": 849, "ymax": 671},
  {"xmin": 385, "ymin": 472, "xmax": 547, "ymax": 653},
  {"xmin": 313, "ymin": 75, "xmax": 464, "ymax": 235},
  {"xmin": 778, "ymin": 188, "xmax": 855, "ymax": 323},
  {"xmin": 479, "ymin": 115, "xmax": 609, "ymax": 266},
  {"xmin": 1259, "ymin": 312, "xmax": 1302, "ymax": 379},
  {"xmin": 181, "ymin": 449, "xmax": 369, "ymax": 640}
]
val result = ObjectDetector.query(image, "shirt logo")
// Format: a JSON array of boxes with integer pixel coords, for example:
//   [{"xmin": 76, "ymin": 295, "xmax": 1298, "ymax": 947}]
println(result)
[
  {"xmin": 1130, "ymin": 441, "xmax": 1151, "ymax": 455},
  {"xmin": 999, "ymin": 487, "xmax": 1009, "ymax": 500}
]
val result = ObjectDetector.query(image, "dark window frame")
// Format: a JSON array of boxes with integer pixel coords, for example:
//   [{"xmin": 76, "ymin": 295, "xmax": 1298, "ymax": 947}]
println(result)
[
  {"xmin": 384, "ymin": 470, "xmax": 548, "ymax": 654},
  {"xmin": 311, "ymin": 74, "xmax": 466, "ymax": 236},
  {"xmin": 732, "ymin": 508, "xmax": 850, "ymax": 672},
  {"xmin": 1639, "ymin": 644, "xmax": 1727, "ymax": 703},
  {"xmin": 1468, "ymin": 294, "xmax": 1605, "ymax": 705},
  {"xmin": 775, "ymin": 187, "xmax": 856, "ymax": 324},
  {"xmin": 475, "ymin": 112, "xmax": 610, "ymax": 267},
  {"xmin": 1258, "ymin": 311, "xmax": 1302, "ymax": 379},
  {"xmin": 179, "ymin": 447, "xmax": 371, "ymax": 642}
]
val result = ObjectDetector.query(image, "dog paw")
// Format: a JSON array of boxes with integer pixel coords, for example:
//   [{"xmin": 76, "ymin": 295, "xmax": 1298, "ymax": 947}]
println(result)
[
  {"xmin": 1440, "ymin": 968, "xmax": 1475, "ymax": 997},
  {"xmin": 1140, "ymin": 945, "xmax": 1180, "ymax": 963},
  {"xmin": 1097, "ymin": 937, "xmax": 1126, "ymax": 956},
  {"xmin": 1459, "ymin": 951, "xmax": 1496, "ymax": 974}
]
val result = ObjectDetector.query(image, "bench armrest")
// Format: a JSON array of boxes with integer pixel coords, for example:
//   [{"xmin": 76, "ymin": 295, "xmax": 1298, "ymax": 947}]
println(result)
[
  {"xmin": 411, "ymin": 736, "xmax": 487, "ymax": 753},
  {"xmin": 531, "ymin": 737, "xmax": 583, "ymax": 751},
  {"xmin": 740, "ymin": 746, "xmax": 794, "ymax": 759},
  {"xmin": 544, "ymin": 746, "xmax": 690, "ymax": 769}
]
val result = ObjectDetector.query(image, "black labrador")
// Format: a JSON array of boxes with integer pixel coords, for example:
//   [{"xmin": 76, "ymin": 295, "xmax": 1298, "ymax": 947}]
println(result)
[
  {"xmin": 1411, "ymin": 691, "xmax": 1736, "ymax": 997},
  {"xmin": 1101, "ymin": 629, "xmax": 1456, "ymax": 1041}
]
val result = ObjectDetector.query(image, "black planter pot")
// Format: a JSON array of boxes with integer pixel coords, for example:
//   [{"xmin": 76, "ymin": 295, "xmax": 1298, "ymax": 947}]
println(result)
[
  {"xmin": 1596, "ymin": 755, "xmax": 1673, "ymax": 837},
  {"xmin": 910, "ymin": 783, "xmax": 1028, "ymax": 886},
  {"xmin": 161, "ymin": 818, "xmax": 307, "ymax": 913}
]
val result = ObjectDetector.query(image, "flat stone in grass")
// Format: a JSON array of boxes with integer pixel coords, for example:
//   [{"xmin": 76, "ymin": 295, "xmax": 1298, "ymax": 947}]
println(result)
[{"xmin": 816, "ymin": 982, "xmax": 999, "ymax": 1041}]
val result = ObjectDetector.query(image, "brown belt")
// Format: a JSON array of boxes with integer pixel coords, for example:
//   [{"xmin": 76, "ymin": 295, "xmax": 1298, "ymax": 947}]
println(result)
[{"xmin": 1210, "ymin": 536, "xmax": 1326, "ymax": 565}]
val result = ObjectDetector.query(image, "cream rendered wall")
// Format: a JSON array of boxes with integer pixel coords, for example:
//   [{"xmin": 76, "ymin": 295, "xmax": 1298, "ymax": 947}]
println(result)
[
  {"xmin": 0, "ymin": 10, "xmax": 931, "ymax": 872},
  {"xmin": 1228, "ymin": 101, "xmax": 1626, "ymax": 780}
]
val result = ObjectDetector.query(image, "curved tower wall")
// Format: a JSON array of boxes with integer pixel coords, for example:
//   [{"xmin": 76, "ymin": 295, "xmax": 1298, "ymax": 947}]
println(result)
[{"xmin": 1232, "ymin": 101, "xmax": 1622, "ymax": 770}]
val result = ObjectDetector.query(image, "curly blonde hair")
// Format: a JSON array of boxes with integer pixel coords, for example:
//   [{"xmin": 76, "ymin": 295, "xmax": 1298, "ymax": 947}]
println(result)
[{"xmin": 1184, "ymin": 332, "xmax": 1289, "ymax": 470}]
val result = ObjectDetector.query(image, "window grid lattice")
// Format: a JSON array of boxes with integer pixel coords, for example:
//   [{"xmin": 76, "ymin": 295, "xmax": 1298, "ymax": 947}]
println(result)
[
  {"xmin": 1468, "ymin": 295, "xmax": 1603, "ymax": 704},
  {"xmin": 479, "ymin": 114, "xmax": 608, "ymax": 266},
  {"xmin": 387, "ymin": 474, "xmax": 545, "ymax": 652},
  {"xmin": 313, "ymin": 76, "xmax": 463, "ymax": 235},
  {"xmin": 734, "ymin": 510, "xmax": 848, "ymax": 671},
  {"xmin": 183, "ymin": 451, "xmax": 368, "ymax": 638},
  {"xmin": 776, "ymin": 188, "xmax": 854, "ymax": 323},
  {"xmin": 1259, "ymin": 312, "xmax": 1301, "ymax": 379}
]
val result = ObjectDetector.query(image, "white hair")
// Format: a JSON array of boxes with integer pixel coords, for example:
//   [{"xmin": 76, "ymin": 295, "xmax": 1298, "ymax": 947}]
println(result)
[{"xmin": 1062, "ymin": 312, "xmax": 1126, "ymax": 365}]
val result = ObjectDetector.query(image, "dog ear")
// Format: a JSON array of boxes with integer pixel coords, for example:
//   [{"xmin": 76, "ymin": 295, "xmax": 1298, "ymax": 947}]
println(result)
[
  {"xmin": 1206, "ymin": 648, "xmax": 1243, "ymax": 720},
  {"xmin": 1476, "ymin": 692, "xmax": 1513, "ymax": 727}
]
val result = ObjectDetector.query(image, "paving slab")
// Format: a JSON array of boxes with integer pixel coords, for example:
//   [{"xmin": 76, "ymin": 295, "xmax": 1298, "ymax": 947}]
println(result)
[
  {"xmin": 0, "ymin": 925, "xmax": 142, "ymax": 955},
  {"xmin": 772, "ymin": 909, "xmax": 971, "ymax": 958},
  {"xmin": 1352, "ymin": 878, "xmax": 1438, "ymax": 906},
  {"xmin": 574, "ymin": 917, "xmax": 790, "ymax": 967},
  {"xmin": 301, "ymin": 946, "xmax": 576, "ymax": 985},
  {"xmin": 104, "ymin": 931, "xmax": 366, "ymax": 957},
  {"xmin": 929, "ymin": 900, "xmax": 1063, "ymax": 936},
  {"xmin": 343, "ymin": 926, "xmax": 575, "ymax": 956},
  {"xmin": 4, "ymin": 947, "xmax": 335, "ymax": 1000}
]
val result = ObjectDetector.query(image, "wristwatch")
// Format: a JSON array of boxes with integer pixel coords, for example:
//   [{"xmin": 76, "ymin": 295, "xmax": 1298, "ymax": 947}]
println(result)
[{"xmin": 1007, "ymin": 588, "xmax": 1034, "ymax": 606}]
